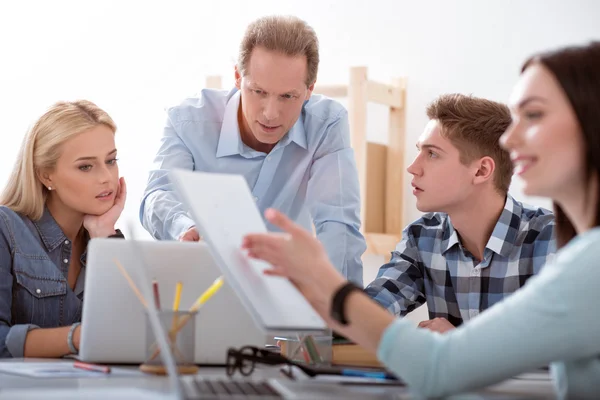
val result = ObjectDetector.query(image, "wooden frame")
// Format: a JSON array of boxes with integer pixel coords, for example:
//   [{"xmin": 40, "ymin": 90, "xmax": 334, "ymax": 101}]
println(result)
[
  {"xmin": 316, "ymin": 67, "xmax": 406, "ymax": 255},
  {"xmin": 204, "ymin": 68, "xmax": 406, "ymax": 255}
]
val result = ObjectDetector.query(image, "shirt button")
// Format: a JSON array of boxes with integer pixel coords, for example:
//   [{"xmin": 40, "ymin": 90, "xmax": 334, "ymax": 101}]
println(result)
[
  {"xmin": 36, "ymin": 289, "xmax": 41, "ymax": 294},
  {"xmin": 64, "ymin": 240, "xmax": 69, "ymax": 245},
  {"xmin": 63, "ymin": 259, "xmax": 69, "ymax": 264},
  {"xmin": 253, "ymin": 196, "xmax": 259, "ymax": 202},
  {"xmin": 266, "ymin": 156, "xmax": 271, "ymax": 161}
]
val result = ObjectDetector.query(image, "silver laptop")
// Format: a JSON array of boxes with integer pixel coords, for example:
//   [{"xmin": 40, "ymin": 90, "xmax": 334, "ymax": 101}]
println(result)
[
  {"xmin": 114, "ymin": 222, "xmax": 398, "ymax": 400},
  {"xmin": 80, "ymin": 239, "xmax": 265, "ymax": 365},
  {"xmin": 126, "ymin": 243, "xmax": 399, "ymax": 400}
]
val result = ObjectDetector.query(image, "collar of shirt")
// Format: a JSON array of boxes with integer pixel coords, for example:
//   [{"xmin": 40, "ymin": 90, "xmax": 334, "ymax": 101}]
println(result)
[
  {"xmin": 215, "ymin": 89, "xmax": 307, "ymax": 159},
  {"xmin": 33, "ymin": 207, "xmax": 69, "ymax": 252},
  {"xmin": 32, "ymin": 207, "xmax": 89, "ymax": 268},
  {"xmin": 441, "ymin": 194, "xmax": 522, "ymax": 258}
]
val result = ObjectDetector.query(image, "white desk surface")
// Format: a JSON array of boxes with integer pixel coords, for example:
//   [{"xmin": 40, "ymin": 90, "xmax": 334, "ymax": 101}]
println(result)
[{"xmin": 0, "ymin": 359, "xmax": 555, "ymax": 399}]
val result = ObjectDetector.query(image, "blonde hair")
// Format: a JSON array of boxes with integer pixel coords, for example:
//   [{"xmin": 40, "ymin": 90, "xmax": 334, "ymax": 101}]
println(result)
[
  {"xmin": 0, "ymin": 100, "xmax": 116, "ymax": 220},
  {"xmin": 238, "ymin": 15, "xmax": 319, "ymax": 87}
]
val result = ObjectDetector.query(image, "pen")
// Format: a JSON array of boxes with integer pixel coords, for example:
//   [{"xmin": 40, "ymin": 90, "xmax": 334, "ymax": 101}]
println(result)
[
  {"xmin": 340, "ymin": 369, "xmax": 397, "ymax": 380},
  {"xmin": 73, "ymin": 361, "xmax": 111, "ymax": 374},
  {"xmin": 302, "ymin": 335, "xmax": 323, "ymax": 364}
]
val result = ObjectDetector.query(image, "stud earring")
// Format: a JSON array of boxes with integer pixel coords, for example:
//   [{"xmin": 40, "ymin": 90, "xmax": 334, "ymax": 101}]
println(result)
[{"xmin": 47, "ymin": 186, "xmax": 52, "ymax": 191}]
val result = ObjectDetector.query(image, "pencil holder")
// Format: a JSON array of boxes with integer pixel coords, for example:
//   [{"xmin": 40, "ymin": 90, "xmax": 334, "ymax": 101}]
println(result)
[
  {"xmin": 139, "ymin": 310, "xmax": 199, "ymax": 375},
  {"xmin": 277, "ymin": 330, "xmax": 333, "ymax": 366}
]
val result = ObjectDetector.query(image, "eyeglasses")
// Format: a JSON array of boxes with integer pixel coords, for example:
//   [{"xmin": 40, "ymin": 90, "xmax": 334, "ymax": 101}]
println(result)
[{"xmin": 225, "ymin": 346, "xmax": 317, "ymax": 377}]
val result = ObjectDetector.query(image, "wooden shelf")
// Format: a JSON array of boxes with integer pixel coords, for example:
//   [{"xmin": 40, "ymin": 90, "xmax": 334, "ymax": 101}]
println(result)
[
  {"xmin": 365, "ymin": 232, "xmax": 400, "ymax": 256},
  {"xmin": 316, "ymin": 67, "xmax": 407, "ymax": 256}
]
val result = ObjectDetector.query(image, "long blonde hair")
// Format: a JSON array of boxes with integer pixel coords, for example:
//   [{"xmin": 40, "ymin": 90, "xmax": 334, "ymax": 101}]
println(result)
[{"xmin": 0, "ymin": 100, "xmax": 117, "ymax": 220}]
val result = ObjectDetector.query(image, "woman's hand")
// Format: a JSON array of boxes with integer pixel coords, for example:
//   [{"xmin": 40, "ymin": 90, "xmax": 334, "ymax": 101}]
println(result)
[
  {"xmin": 242, "ymin": 208, "xmax": 346, "ymax": 316},
  {"xmin": 83, "ymin": 177, "xmax": 127, "ymax": 238}
]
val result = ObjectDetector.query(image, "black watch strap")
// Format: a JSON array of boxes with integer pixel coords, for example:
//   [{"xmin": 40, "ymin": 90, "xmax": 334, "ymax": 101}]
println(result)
[
  {"xmin": 108, "ymin": 229, "xmax": 125, "ymax": 239},
  {"xmin": 330, "ymin": 282, "xmax": 363, "ymax": 326}
]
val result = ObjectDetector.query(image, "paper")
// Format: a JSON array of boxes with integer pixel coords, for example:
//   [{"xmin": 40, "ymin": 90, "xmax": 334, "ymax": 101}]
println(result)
[
  {"xmin": 0, "ymin": 362, "xmax": 139, "ymax": 378},
  {"xmin": 170, "ymin": 169, "xmax": 327, "ymax": 333}
]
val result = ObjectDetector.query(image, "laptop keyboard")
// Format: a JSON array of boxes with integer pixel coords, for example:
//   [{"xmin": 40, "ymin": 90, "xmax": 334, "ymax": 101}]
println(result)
[{"xmin": 183, "ymin": 376, "xmax": 282, "ymax": 399}]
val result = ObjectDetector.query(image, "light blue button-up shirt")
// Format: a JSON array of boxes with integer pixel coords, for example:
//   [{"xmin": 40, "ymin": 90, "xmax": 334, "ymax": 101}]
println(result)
[{"xmin": 140, "ymin": 88, "xmax": 365, "ymax": 284}]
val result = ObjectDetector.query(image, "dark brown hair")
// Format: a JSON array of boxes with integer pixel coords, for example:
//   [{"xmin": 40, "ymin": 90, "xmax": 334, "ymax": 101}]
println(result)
[
  {"xmin": 426, "ymin": 94, "xmax": 513, "ymax": 193},
  {"xmin": 522, "ymin": 42, "xmax": 600, "ymax": 248}
]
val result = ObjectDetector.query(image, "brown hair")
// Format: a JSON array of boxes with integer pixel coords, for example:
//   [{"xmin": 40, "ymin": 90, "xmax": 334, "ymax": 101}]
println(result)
[
  {"xmin": 522, "ymin": 42, "xmax": 600, "ymax": 248},
  {"xmin": 426, "ymin": 94, "xmax": 513, "ymax": 194},
  {"xmin": 237, "ymin": 15, "xmax": 319, "ymax": 87}
]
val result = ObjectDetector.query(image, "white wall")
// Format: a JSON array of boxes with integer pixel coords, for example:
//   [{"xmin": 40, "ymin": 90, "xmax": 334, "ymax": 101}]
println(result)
[{"xmin": 1, "ymin": 1, "xmax": 599, "ymax": 307}]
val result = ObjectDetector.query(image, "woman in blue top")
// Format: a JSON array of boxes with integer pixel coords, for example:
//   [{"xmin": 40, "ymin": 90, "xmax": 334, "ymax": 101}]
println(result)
[
  {"xmin": 0, "ymin": 100, "xmax": 126, "ymax": 358},
  {"xmin": 242, "ymin": 42, "xmax": 600, "ymax": 398}
]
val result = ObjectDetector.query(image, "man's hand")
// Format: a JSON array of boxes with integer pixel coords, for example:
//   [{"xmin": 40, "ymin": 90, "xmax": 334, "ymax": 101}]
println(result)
[
  {"xmin": 179, "ymin": 226, "xmax": 201, "ymax": 242},
  {"xmin": 418, "ymin": 317, "xmax": 455, "ymax": 334}
]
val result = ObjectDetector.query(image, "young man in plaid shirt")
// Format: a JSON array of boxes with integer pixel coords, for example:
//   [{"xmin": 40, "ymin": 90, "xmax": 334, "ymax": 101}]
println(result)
[{"xmin": 364, "ymin": 94, "xmax": 556, "ymax": 333}]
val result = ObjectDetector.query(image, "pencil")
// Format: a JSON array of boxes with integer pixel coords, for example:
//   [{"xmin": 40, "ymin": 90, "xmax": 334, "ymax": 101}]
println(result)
[
  {"xmin": 113, "ymin": 258, "xmax": 148, "ymax": 308},
  {"xmin": 172, "ymin": 281, "xmax": 183, "ymax": 312},
  {"xmin": 149, "ymin": 276, "xmax": 225, "ymax": 360},
  {"xmin": 173, "ymin": 276, "xmax": 224, "ymax": 331},
  {"xmin": 169, "ymin": 281, "xmax": 183, "ymax": 341},
  {"xmin": 152, "ymin": 280, "xmax": 161, "ymax": 310}
]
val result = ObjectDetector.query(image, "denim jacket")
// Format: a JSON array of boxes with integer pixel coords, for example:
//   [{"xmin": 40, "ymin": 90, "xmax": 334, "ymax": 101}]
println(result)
[{"xmin": 0, "ymin": 206, "xmax": 87, "ymax": 358}]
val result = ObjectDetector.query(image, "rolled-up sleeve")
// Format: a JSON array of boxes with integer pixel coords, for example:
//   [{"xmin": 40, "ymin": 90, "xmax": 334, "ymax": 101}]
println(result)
[
  {"xmin": 306, "ymin": 110, "xmax": 366, "ymax": 286},
  {"xmin": 4, "ymin": 324, "xmax": 39, "ymax": 358},
  {"xmin": 139, "ymin": 112, "xmax": 196, "ymax": 240},
  {"xmin": 364, "ymin": 230, "xmax": 426, "ymax": 316}
]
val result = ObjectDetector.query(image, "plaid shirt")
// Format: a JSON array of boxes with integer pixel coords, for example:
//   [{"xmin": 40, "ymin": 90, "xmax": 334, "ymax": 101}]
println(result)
[{"xmin": 364, "ymin": 195, "xmax": 556, "ymax": 326}]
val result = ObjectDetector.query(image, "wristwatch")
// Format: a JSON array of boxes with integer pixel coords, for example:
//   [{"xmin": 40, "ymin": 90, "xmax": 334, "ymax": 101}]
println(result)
[
  {"xmin": 108, "ymin": 229, "xmax": 125, "ymax": 239},
  {"xmin": 330, "ymin": 282, "xmax": 363, "ymax": 325}
]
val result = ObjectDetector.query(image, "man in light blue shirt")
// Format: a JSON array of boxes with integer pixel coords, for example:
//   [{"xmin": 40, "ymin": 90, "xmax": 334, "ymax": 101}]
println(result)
[{"xmin": 139, "ymin": 15, "xmax": 365, "ymax": 284}]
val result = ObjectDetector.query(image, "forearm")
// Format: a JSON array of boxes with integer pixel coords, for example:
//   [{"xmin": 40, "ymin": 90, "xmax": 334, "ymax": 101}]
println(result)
[
  {"xmin": 327, "ymin": 290, "xmax": 396, "ymax": 354},
  {"xmin": 364, "ymin": 278, "xmax": 424, "ymax": 316},
  {"xmin": 24, "ymin": 326, "xmax": 78, "ymax": 358},
  {"xmin": 140, "ymin": 126, "xmax": 196, "ymax": 240},
  {"xmin": 363, "ymin": 247, "xmax": 427, "ymax": 316},
  {"xmin": 140, "ymin": 190, "xmax": 195, "ymax": 240}
]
